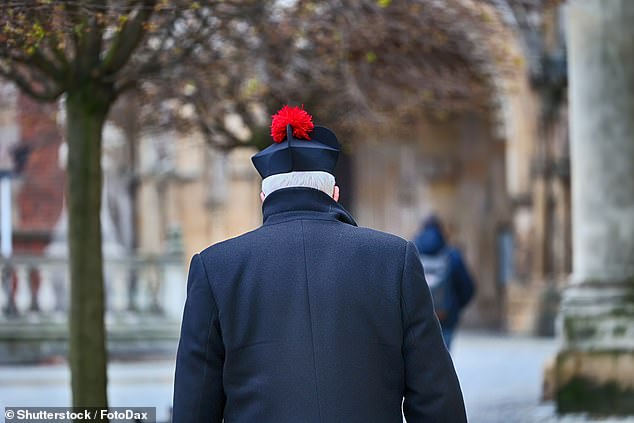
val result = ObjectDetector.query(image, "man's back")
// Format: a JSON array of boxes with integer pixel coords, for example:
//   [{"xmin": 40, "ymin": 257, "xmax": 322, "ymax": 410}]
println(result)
[{"xmin": 173, "ymin": 188, "xmax": 467, "ymax": 423}]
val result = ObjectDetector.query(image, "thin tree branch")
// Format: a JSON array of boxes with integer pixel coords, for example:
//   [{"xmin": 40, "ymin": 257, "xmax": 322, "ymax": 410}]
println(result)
[
  {"xmin": 0, "ymin": 65, "xmax": 64, "ymax": 101},
  {"xmin": 99, "ymin": 0, "xmax": 157, "ymax": 76},
  {"xmin": 60, "ymin": 0, "xmax": 82, "ymax": 60},
  {"xmin": 113, "ymin": 77, "xmax": 139, "ymax": 96},
  {"xmin": 30, "ymin": 48, "xmax": 67, "ymax": 81},
  {"xmin": 45, "ymin": 30, "xmax": 71, "ymax": 72},
  {"xmin": 190, "ymin": 93, "xmax": 242, "ymax": 151}
]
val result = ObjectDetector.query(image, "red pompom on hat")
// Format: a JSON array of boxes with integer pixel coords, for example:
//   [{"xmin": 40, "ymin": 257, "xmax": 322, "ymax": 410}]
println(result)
[
  {"xmin": 270, "ymin": 105, "xmax": 314, "ymax": 143},
  {"xmin": 253, "ymin": 105, "xmax": 340, "ymax": 179}
]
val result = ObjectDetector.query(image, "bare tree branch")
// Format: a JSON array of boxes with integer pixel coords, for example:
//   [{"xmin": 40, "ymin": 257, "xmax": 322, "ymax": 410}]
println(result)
[
  {"xmin": 99, "ymin": 0, "xmax": 158, "ymax": 77},
  {"xmin": 0, "ymin": 64, "xmax": 64, "ymax": 101}
]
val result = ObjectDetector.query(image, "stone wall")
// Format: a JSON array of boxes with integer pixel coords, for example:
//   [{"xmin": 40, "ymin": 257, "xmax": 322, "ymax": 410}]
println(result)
[
  {"xmin": 136, "ymin": 131, "xmax": 261, "ymax": 263},
  {"xmin": 351, "ymin": 113, "xmax": 510, "ymax": 329}
]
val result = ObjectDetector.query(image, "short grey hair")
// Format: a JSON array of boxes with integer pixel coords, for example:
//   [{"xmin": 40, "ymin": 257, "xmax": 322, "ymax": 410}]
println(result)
[{"xmin": 262, "ymin": 171, "xmax": 335, "ymax": 196}]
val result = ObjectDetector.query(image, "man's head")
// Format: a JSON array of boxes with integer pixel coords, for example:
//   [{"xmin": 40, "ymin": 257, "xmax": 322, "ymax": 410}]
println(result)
[{"xmin": 252, "ymin": 105, "xmax": 341, "ymax": 202}]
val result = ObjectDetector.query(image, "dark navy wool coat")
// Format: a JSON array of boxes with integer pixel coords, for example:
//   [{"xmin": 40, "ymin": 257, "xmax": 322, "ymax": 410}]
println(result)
[{"xmin": 172, "ymin": 187, "xmax": 467, "ymax": 423}]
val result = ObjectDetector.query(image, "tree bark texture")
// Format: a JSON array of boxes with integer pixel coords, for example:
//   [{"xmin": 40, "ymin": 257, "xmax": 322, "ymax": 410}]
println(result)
[{"xmin": 66, "ymin": 83, "xmax": 114, "ymax": 409}]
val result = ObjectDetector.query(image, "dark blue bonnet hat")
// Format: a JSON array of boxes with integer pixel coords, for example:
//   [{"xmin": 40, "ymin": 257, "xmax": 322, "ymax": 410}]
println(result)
[{"xmin": 251, "ymin": 105, "xmax": 341, "ymax": 179}]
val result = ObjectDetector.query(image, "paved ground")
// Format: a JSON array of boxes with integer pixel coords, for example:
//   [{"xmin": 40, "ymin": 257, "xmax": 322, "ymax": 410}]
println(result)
[
  {"xmin": 452, "ymin": 332, "xmax": 558, "ymax": 423},
  {"xmin": 1, "ymin": 332, "xmax": 632, "ymax": 422},
  {"xmin": 450, "ymin": 333, "xmax": 632, "ymax": 423}
]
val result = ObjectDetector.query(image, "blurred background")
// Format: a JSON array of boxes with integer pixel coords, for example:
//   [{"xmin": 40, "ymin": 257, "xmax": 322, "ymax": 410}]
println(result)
[{"xmin": 0, "ymin": 0, "xmax": 632, "ymax": 422}]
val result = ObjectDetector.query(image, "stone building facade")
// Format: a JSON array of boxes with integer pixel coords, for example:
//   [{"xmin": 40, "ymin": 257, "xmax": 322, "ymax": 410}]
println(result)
[
  {"xmin": 0, "ymin": 1, "xmax": 576, "ymax": 339},
  {"xmin": 348, "ymin": 115, "xmax": 510, "ymax": 329},
  {"xmin": 135, "ymin": 3, "xmax": 574, "ymax": 333},
  {"xmin": 135, "ymin": 131, "xmax": 261, "ymax": 261}
]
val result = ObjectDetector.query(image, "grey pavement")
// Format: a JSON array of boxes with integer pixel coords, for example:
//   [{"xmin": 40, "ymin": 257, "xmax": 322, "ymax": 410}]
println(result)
[
  {"xmin": 1, "ymin": 359, "xmax": 175, "ymax": 422},
  {"xmin": 1, "ymin": 332, "xmax": 633, "ymax": 423},
  {"xmin": 450, "ymin": 333, "xmax": 633, "ymax": 423}
]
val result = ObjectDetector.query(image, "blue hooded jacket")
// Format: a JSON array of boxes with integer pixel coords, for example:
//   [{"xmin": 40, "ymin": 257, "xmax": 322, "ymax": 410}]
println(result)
[{"xmin": 413, "ymin": 216, "xmax": 475, "ymax": 329}]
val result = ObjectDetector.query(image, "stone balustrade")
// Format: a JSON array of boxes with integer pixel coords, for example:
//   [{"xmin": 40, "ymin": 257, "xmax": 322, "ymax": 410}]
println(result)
[{"xmin": 0, "ymin": 254, "xmax": 186, "ymax": 363}]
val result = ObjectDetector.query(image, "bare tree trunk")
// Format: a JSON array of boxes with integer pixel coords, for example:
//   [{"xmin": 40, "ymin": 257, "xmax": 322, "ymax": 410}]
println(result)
[{"xmin": 66, "ymin": 83, "xmax": 114, "ymax": 409}]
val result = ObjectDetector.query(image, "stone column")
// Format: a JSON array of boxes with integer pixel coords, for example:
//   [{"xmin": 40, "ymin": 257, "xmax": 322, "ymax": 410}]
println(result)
[{"xmin": 556, "ymin": 0, "xmax": 634, "ymax": 415}]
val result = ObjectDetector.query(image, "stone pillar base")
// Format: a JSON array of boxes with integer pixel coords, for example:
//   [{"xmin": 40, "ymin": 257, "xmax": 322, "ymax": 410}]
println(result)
[
  {"xmin": 555, "ymin": 280, "xmax": 634, "ymax": 415},
  {"xmin": 556, "ymin": 350, "xmax": 634, "ymax": 415}
]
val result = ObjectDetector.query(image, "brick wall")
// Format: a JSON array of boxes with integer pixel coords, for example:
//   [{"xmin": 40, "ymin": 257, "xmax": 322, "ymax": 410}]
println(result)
[{"xmin": 14, "ymin": 94, "xmax": 65, "ymax": 254}]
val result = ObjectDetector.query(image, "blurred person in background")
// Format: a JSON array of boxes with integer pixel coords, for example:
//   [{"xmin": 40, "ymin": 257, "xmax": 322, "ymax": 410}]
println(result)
[
  {"xmin": 172, "ymin": 106, "xmax": 467, "ymax": 422},
  {"xmin": 414, "ymin": 216, "xmax": 476, "ymax": 351}
]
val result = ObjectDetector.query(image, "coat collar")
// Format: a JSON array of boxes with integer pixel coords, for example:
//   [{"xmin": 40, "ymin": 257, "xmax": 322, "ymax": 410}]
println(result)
[{"xmin": 262, "ymin": 187, "xmax": 358, "ymax": 227}]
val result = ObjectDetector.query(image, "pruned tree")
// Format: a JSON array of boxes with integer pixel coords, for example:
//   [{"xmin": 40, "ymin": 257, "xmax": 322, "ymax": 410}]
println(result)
[
  {"xmin": 141, "ymin": 0, "xmax": 552, "ymax": 151},
  {"xmin": 0, "ymin": 0, "xmax": 266, "ymax": 408}
]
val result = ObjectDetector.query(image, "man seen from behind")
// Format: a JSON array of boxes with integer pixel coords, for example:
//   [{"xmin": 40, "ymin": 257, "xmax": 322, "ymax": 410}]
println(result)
[{"xmin": 172, "ymin": 105, "xmax": 467, "ymax": 422}]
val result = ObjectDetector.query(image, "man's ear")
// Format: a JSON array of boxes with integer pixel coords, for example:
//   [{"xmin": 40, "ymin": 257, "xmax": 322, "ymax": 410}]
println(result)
[
  {"xmin": 333, "ymin": 185, "xmax": 340, "ymax": 202},
  {"xmin": 260, "ymin": 192, "xmax": 266, "ymax": 203}
]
